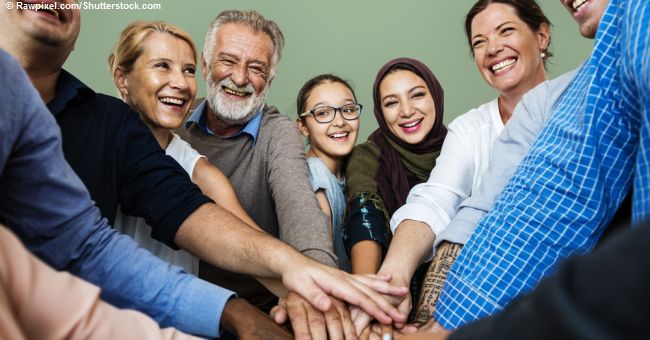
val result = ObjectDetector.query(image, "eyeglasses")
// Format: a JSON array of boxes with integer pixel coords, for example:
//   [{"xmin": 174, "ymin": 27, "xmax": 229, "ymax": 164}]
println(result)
[{"xmin": 300, "ymin": 103, "xmax": 363, "ymax": 123}]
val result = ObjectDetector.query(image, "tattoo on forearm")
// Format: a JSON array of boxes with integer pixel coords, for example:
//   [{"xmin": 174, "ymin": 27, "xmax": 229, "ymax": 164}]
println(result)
[{"xmin": 412, "ymin": 241, "xmax": 463, "ymax": 323}]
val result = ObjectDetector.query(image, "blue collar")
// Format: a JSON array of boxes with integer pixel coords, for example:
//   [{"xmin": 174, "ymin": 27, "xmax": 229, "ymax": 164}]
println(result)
[{"xmin": 185, "ymin": 99, "xmax": 262, "ymax": 142}]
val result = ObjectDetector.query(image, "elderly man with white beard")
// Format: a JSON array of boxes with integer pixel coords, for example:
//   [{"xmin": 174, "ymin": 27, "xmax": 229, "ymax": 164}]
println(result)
[{"xmin": 177, "ymin": 9, "xmax": 365, "ymax": 340}]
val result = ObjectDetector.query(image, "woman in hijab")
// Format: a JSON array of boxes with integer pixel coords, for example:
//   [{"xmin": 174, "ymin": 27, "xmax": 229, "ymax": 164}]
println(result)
[
  {"xmin": 377, "ymin": 0, "xmax": 552, "ymax": 325},
  {"xmin": 343, "ymin": 58, "xmax": 446, "ymax": 276}
]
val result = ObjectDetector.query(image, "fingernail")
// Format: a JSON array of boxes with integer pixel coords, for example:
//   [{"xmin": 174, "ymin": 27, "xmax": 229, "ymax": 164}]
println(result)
[{"xmin": 383, "ymin": 334, "xmax": 392, "ymax": 340}]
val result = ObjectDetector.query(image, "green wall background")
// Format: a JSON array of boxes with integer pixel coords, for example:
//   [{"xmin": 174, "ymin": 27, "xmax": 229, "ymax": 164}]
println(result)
[{"xmin": 66, "ymin": 0, "xmax": 593, "ymax": 143}]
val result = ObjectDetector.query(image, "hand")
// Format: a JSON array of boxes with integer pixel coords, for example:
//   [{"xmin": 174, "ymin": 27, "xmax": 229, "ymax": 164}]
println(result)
[
  {"xmin": 221, "ymin": 298, "xmax": 293, "ymax": 339},
  {"xmin": 394, "ymin": 319, "xmax": 451, "ymax": 340},
  {"xmin": 359, "ymin": 322, "xmax": 394, "ymax": 340},
  {"xmin": 350, "ymin": 273, "xmax": 411, "ymax": 332},
  {"xmin": 281, "ymin": 260, "xmax": 409, "ymax": 326},
  {"xmin": 271, "ymin": 292, "xmax": 357, "ymax": 340}
]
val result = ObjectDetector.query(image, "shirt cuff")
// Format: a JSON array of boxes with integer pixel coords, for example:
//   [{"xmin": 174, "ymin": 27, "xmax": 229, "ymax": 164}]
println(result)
[
  {"xmin": 434, "ymin": 270, "xmax": 503, "ymax": 330},
  {"xmin": 302, "ymin": 248, "xmax": 338, "ymax": 268},
  {"xmin": 176, "ymin": 277, "xmax": 236, "ymax": 337}
]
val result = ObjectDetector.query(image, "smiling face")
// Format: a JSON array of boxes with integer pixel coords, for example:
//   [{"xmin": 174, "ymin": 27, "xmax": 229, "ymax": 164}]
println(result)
[
  {"xmin": 560, "ymin": 0, "xmax": 608, "ymax": 38},
  {"xmin": 203, "ymin": 22, "xmax": 274, "ymax": 126},
  {"xmin": 470, "ymin": 3, "xmax": 549, "ymax": 98},
  {"xmin": 379, "ymin": 70, "xmax": 436, "ymax": 145},
  {"xmin": 117, "ymin": 32, "xmax": 197, "ymax": 131},
  {"xmin": 298, "ymin": 81, "xmax": 360, "ymax": 160},
  {"xmin": 0, "ymin": 0, "xmax": 80, "ymax": 57}
]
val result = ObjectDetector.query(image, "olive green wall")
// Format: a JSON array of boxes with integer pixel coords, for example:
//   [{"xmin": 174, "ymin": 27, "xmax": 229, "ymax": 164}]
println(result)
[{"xmin": 66, "ymin": 0, "xmax": 593, "ymax": 142}]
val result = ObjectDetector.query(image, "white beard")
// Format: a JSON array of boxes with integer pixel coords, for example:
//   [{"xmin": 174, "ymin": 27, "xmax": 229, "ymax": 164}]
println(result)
[{"xmin": 206, "ymin": 75, "xmax": 268, "ymax": 126}]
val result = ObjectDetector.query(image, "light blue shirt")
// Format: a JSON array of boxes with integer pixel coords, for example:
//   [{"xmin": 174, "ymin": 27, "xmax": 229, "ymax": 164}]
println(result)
[
  {"xmin": 185, "ymin": 99, "xmax": 263, "ymax": 142},
  {"xmin": 307, "ymin": 157, "xmax": 351, "ymax": 271}
]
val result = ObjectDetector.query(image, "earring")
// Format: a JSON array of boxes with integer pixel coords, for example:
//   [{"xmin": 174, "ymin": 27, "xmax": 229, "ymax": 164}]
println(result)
[{"xmin": 121, "ymin": 89, "xmax": 127, "ymax": 95}]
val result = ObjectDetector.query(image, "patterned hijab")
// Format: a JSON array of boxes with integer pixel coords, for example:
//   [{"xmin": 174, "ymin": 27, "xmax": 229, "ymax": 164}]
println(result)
[{"xmin": 370, "ymin": 58, "xmax": 447, "ymax": 215}]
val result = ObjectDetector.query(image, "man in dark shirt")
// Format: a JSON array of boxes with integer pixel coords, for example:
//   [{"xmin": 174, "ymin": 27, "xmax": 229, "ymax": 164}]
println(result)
[{"xmin": 0, "ymin": 0, "xmax": 407, "ymax": 335}]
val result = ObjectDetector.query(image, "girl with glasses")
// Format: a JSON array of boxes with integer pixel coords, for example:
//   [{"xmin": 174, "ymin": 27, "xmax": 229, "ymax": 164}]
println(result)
[{"xmin": 296, "ymin": 74, "xmax": 361, "ymax": 271}]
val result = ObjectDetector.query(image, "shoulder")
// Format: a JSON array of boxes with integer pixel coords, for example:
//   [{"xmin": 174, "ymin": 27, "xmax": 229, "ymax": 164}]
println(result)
[
  {"xmin": 349, "ymin": 139, "xmax": 380, "ymax": 160},
  {"xmin": 168, "ymin": 133, "xmax": 203, "ymax": 156},
  {"xmin": 547, "ymin": 68, "xmax": 579, "ymax": 93},
  {"xmin": 259, "ymin": 105, "xmax": 303, "ymax": 149},
  {"xmin": 346, "ymin": 140, "xmax": 381, "ymax": 174},
  {"xmin": 307, "ymin": 156, "xmax": 327, "ymax": 172},
  {"xmin": 307, "ymin": 157, "xmax": 332, "ymax": 180},
  {"xmin": 448, "ymin": 99, "xmax": 499, "ymax": 132},
  {"xmin": 307, "ymin": 157, "xmax": 332, "ymax": 190},
  {"xmin": 261, "ymin": 105, "xmax": 297, "ymax": 131},
  {"xmin": 89, "ymin": 93, "xmax": 143, "ymax": 129},
  {"xmin": 94, "ymin": 93, "xmax": 134, "ymax": 114},
  {"xmin": 525, "ymin": 68, "xmax": 579, "ymax": 102}
]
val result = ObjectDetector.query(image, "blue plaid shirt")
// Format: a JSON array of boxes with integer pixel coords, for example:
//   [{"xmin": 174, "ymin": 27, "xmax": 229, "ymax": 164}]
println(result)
[{"xmin": 436, "ymin": 0, "xmax": 650, "ymax": 328}]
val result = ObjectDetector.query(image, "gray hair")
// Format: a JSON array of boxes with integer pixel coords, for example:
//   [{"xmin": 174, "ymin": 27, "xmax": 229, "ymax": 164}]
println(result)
[{"xmin": 203, "ymin": 10, "xmax": 285, "ymax": 79}]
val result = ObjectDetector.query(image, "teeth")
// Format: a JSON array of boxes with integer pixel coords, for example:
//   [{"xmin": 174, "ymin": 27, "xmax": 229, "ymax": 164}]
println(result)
[
  {"xmin": 402, "ymin": 120, "xmax": 420, "ymax": 128},
  {"xmin": 491, "ymin": 58, "xmax": 516, "ymax": 73},
  {"xmin": 572, "ymin": 0, "xmax": 588, "ymax": 10},
  {"xmin": 33, "ymin": 7, "xmax": 60, "ymax": 19},
  {"xmin": 160, "ymin": 97, "xmax": 184, "ymax": 106},
  {"xmin": 40, "ymin": 8, "xmax": 59, "ymax": 19},
  {"xmin": 223, "ymin": 87, "xmax": 249, "ymax": 97},
  {"xmin": 330, "ymin": 132, "xmax": 349, "ymax": 138}
]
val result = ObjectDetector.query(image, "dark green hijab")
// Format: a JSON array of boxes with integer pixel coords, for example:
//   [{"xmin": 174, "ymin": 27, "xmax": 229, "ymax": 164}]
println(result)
[{"xmin": 370, "ymin": 58, "xmax": 447, "ymax": 215}]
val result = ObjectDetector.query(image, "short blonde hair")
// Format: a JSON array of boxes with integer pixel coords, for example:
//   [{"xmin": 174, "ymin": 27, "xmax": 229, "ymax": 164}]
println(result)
[{"xmin": 108, "ymin": 21, "xmax": 198, "ymax": 77}]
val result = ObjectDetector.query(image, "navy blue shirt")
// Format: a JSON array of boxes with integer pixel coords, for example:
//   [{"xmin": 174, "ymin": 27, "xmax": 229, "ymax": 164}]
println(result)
[
  {"xmin": 0, "ymin": 49, "xmax": 233, "ymax": 337},
  {"xmin": 48, "ymin": 70, "xmax": 212, "ymax": 247}
]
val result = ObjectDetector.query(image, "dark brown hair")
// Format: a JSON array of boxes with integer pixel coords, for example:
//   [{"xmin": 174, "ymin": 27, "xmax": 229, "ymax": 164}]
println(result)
[
  {"xmin": 465, "ymin": 0, "xmax": 553, "ymax": 65},
  {"xmin": 296, "ymin": 74, "xmax": 357, "ymax": 118}
]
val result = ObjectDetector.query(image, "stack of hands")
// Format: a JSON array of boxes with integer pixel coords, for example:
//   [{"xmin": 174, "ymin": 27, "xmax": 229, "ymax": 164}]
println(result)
[{"xmin": 259, "ymin": 267, "xmax": 452, "ymax": 340}]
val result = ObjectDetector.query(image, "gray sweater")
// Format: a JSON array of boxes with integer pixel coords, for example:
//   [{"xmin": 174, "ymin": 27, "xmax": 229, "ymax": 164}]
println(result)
[
  {"xmin": 177, "ymin": 104, "xmax": 336, "ymax": 309},
  {"xmin": 438, "ymin": 67, "xmax": 579, "ymax": 246}
]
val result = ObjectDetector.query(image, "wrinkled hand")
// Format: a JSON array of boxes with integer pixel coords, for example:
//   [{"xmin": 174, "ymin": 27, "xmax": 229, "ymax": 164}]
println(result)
[
  {"xmin": 281, "ymin": 260, "xmax": 409, "ymax": 326},
  {"xmin": 271, "ymin": 292, "xmax": 356, "ymax": 340},
  {"xmin": 221, "ymin": 298, "xmax": 293, "ymax": 339}
]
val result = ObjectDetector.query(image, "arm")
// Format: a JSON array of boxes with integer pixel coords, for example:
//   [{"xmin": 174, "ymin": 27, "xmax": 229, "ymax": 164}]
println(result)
[
  {"xmin": 351, "ymin": 241, "xmax": 383, "ymax": 274},
  {"xmin": 192, "ymin": 157, "xmax": 261, "ymax": 230},
  {"xmin": 0, "ymin": 226, "xmax": 199, "ymax": 340},
  {"xmin": 266, "ymin": 117, "xmax": 337, "ymax": 266},
  {"xmin": 439, "ymin": 68, "xmax": 580, "ymax": 246},
  {"xmin": 315, "ymin": 189, "xmax": 334, "ymax": 233},
  {"xmin": 344, "ymin": 143, "xmax": 391, "ymax": 274},
  {"xmin": 344, "ymin": 194, "xmax": 388, "ymax": 274},
  {"xmin": 384, "ymin": 122, "xmax": 477, "ymax": 282},
  {"xmin": 379, "ymin": 220, "xmax": 437, "ymax": 318},
  {"xmin": 174, "ymin": 203, "xmax": 409, "ymax": 326},
  {"xmin": 433, "ymin": 68, "xmax": 586, "ymax": 329},
  {"xmin": 0, "ymin": 55, "xmax": 232, "ymax": 338},
  {"xmin": 448, "ymin": 220, "xmax": 650, "ymax": 340},
  {"xmin": 192, "ymin": 157, "xmax": 288, "ymax": 296}
]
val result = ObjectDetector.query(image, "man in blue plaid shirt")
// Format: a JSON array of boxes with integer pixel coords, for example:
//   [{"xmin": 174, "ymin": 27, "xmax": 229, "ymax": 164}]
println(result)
[{"xmin": 435, "ymin": 0, "xmax": 650, "ymax": 329}]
